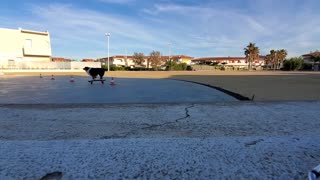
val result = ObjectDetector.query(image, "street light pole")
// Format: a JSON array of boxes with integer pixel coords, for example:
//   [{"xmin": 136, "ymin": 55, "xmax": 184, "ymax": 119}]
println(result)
[
  {"xmin": 168, "ymin": 42, "xmax": 172, "ymax": 71},
  {"xmin": 105, "ymin": 33, "xmax": 110, "ymax": 71}
]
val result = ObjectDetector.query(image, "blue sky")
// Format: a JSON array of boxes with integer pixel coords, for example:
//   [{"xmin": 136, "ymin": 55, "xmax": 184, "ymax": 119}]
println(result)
[{"xmin": 1, "ymin": 0, "xmax": 319, "ymax": 59}]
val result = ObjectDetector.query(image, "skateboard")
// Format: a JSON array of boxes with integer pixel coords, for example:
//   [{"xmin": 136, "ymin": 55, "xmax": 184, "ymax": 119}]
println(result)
[{"xmin": 88, "ymin": 79, "xmax": 106, "ymax": 84}]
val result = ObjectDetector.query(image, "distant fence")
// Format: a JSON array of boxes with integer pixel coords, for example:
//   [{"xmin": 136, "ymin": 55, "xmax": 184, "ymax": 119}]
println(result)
[
  {"xmin": 191, "ymin": 65, "xmax": 217, "ymax": 71},
  {"xmin": 0, "ymin": 61, "xmax": 101, "ymax": 70},
  {"xmin": 191, "ymin": 65, "xmax": 260, "ymax": 71}
]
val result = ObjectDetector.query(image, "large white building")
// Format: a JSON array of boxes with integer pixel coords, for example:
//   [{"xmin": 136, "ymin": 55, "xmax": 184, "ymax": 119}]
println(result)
[
  {"xmin": 0, "ymin": 27, "xmax": 52, "ymax": 69},
  {"xmin": 101, "ymin": 55, "xmax": 193, "ymax": 68},
  {"xmin": 191, "ymin": 56, "xmax": 266, "ymax": 69}
]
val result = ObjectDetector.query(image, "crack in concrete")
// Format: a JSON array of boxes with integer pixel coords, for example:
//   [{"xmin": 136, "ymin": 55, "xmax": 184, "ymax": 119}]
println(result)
[
  {"xmin": 244, "ymin": 139, "xmax": 264, "ymax": 147},
  {"xmin": 100, "ymin": 104, "xmax": 194, "ymax": 139},
  {"xmin": 141, "ymin": 104, "xmax": 194, "ymax": 130}
]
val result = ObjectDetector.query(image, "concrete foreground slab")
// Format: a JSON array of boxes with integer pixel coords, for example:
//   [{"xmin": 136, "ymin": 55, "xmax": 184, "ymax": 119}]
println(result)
[
  {"xmin": 1, "ymin": 136, "xmax": 319, "ymax": 179},
  {"xmin": 0, "ymin": 101, "xmax": 320, "ymax": 179},
  {"xmin": 0, "ymin": 101, "xmax": 319, "ymax": 140}
]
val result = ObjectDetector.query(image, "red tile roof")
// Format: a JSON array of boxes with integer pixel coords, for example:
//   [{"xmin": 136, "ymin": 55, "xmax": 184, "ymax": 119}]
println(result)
[
  {"xmin": 82, "ymin": 59, "xmax": 95, "ymax": 62},
  {"xmin": 192, "ymin": 57, "xmax": 246, "ymax": 61},
  {"xmin": 192, "ymin": 56, "xmax": 266, "ymax": 61},
  {"xmin": 302, "ymin": 51, "xmax": 320, "ymax": 56},
  {"xmin": 51, "ymin": 57, "xmax": 72, "ymax": 62}
]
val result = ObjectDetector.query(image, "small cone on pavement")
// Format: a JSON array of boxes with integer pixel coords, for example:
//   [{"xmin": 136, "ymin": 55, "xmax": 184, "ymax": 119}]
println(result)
[
  {"xmin": 40, "ymin": 74, "xmax": 43, "ymax": 78},
  {"xmin": 51, "ymin": 75, "xmax": 55, "ymax": 80},
  {"xmin": 110, "ymin": 77, "xmax": 116, "ymax": 86},
  {"xmin": 70, "ymin": 75, "xmax": 75, "ymax": 83}
]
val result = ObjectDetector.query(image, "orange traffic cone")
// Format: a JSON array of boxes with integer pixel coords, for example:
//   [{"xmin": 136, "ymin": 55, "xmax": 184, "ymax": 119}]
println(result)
[
  {"xmin": 110, "ymin": 77, "xmax": 116, "ymax": 86},
  {"xmin": 70, "ymin": 75, "xmax": 75, "ymax": 83},
  {"xmin": 51, "ymin": 75, "xmax": 55, "ymax": 80},
  {"xmin": 40, "ymin": 74, "xmax": 43, "ymax": 78}
]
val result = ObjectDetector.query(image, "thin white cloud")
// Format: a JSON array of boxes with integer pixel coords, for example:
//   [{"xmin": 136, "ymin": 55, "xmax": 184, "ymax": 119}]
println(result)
[
  {"xmin": 24, "ymin": 3, "xmax": 167, "ymax": 58},
  {"xmin": 2, "ymin": 1, "xmax": 320, "ymax": 59},
  {"xmin": 141, "ymin": 2, "xmax": 320, "ymax": 57},
  {"xmin": 98, "ymin": 0, "xmax": 136, "ymax": 4}
]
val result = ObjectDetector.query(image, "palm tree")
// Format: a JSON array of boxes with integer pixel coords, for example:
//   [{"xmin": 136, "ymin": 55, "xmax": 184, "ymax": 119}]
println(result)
[
  {"xmin": 264, "ymin": 55, "xmax": 271, "ymax": 70},
  {"xmin": 244, "ymin": 43, "xmax": 260, "ymax": 70},
  {"xmin": 277, "ymin": 49, "xmax": 288, "ymax": 69},
  {"xmin": 270, "ymin": 50, "xmax": 277, "ymax": 70}
]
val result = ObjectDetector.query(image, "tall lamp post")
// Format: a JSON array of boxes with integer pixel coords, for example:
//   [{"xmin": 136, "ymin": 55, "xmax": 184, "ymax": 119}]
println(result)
[
  {"xmin": 168, "ymin": 42, "xmax": 172, "ymax": 71},
  {"xmin": 105, "ymin": 33, "xmax": 110, "ymax": 71}
]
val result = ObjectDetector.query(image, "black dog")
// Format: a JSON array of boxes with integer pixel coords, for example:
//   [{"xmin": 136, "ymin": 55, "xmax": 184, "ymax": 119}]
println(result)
[{"xmin": 83, "ymin": 67, "xmax": 106, "ymax": 80}]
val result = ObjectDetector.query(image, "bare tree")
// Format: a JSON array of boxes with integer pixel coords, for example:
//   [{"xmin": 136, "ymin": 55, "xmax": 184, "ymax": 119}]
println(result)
[
  {"xmin": 149, "ymin": 51, "xmax": 162, "ymax": 70},
  {"xmin": 132, "ymin": 52, "xmax": 145, "ymax": 67}
]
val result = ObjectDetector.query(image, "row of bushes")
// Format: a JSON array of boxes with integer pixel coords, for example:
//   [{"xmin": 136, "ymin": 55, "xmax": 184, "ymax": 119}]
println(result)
[
  {"xmin": 165, "ymin": 62, "xmax": 189, "ymax": 71},
  {"xmin": 282, "ymin": 57, "xmax": 313, "ymax": 71}
]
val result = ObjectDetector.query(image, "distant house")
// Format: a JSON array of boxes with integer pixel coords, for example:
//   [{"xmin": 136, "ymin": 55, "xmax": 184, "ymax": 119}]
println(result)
[
  {"xmin": 302, "ymin": 51, "xmax": 320, "ymax": 70},
  {"xmin": 82, "ymin": 59, "xmax": 95, "ymax": 62},
  {"xmin": 191, "ymin": 56, "xmax": 265, "ymax": 69},
  {"xmin": 0, "ymin": 27, "xmax": 52, "ymax": 68},
  {"xmin": 100, "ymin": 56, "xmax": 136, "ymax": 67},
  {"xmin": 162, "ymin": 55, "xmax": 194, "ymax": 65},
  {"xmin": 100, "ymin": 54, "xmax": 193, "ymax": 68},
  {"xmin": 51, "ymin": 57, "xmax": 72, "ymax": 62}
]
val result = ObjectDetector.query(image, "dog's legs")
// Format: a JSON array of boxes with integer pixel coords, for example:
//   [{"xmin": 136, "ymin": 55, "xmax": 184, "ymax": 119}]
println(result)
[{"xmin": 100, "ymin": 72, "xmax": 105, "ymax": 80}]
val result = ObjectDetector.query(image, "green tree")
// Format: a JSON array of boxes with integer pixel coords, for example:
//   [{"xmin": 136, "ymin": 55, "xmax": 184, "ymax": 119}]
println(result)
[
  {"xmin": 164, "ymin": 61, "xmax": 187, "ymax": 70},
  {"xmin": 264, "ymin": 54, "xmax": 272, "ymax": 70},
  {"xmin": 282, "ymin": 57, "xmax": 304, "ymax": 71},
  {"xmin": 269, "ymin": 50, "xmax": 277, "ymax": 70},
  {"xmin": 244, "ymin": 43, "xmax": 259, "ymax": 70},
  {"xmin": 132, "ymin": 52, "xmax": 145, "ymax": 67},
  {"xmin": 266, "ymin": 49, "xmax": 287, "ymax": 70},
  {"xmin": 277, "ymin": 49, "xmax": 288, "ymax": 69}
]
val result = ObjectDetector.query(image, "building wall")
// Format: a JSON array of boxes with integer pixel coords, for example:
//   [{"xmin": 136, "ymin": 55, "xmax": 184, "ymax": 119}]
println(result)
[
  {"xmin": 0, "ymin": 61, "xmax": 100, "ymax": 70},
  {"xmin": 0, "ymin": 28, "xmax": 51, "ymax": 63},
  {"xmin": 23, "ymin": 56, "xmax": 51, "ymax": 62},
  {"xmin": 21, "ymin": 30, "xmax": 51, "ymax": 57},
  {"xmin": 179, "ymin": 57, "xmax": 192, "ymax": 64},
  {"xmin": 302, "ymin": 55, "xmax": 313, "ymax": 64},
  {"xmin": 0, "ymin": 28, "xmax": 22, "ymax": 60},
  {"xmin": 112, "ymin": 58, "xmax": 135, "ymax": 67}
]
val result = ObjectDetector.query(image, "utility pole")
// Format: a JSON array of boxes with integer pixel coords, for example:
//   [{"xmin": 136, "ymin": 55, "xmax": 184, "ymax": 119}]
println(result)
[
  {"xmin": 105, "ymin": 33, "xmax": 110, "ymax": 71},
  {"xmin": 125, "ymin": 48, "xmax": 128, "ymax": 67},
  {"xmin": 168, "ymin": 42, "xmax": 172, "ymax": 71}
]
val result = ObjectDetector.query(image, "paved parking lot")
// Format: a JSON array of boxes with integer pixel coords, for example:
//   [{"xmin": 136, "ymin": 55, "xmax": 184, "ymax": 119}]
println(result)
[
  {"xmin": 0, "ymin": 75, "xmax": 237, "ymax": 103},
  {"xmin": 1, "ymin": 75, "xmax": 319, "ymax": 179}
]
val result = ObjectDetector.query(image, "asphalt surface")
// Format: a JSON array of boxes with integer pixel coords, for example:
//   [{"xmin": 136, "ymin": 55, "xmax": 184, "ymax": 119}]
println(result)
[
  {"xmin": 0, "ymin": 75, "xmax": 237, "ymax": 103},
  {"xmin": 1, "ymin": 75, "xmax": 320, "ymax": 179}
]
